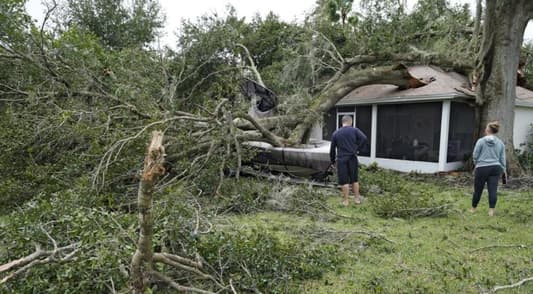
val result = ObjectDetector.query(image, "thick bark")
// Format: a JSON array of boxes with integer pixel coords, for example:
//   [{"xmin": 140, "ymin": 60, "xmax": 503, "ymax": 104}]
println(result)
[
  {"xmin": 476, "ymin": 0, "xmax": 533, "ymax": 175},
  {"xmin": 288, "ymin": 64, "xmax": 425, "ymax": 144},
  {"xmin": 130, "ymin": 131, "xmax": 166, "ymax": 294},
  {"xmin": 468, "ymin": 0, "xmax": 482, "ymax": 54}
]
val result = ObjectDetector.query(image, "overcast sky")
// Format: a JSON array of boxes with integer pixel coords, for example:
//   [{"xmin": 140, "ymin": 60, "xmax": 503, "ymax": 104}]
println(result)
[{"xmin": 25, "ymin": 0, "xmax": 533, "ymax": 48}]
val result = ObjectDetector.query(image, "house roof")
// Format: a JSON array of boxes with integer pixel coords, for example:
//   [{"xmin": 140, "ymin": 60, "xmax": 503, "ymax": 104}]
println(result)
[{"xmin": 336, "ymin": 65, "xmax": 533, "ymax": 108}]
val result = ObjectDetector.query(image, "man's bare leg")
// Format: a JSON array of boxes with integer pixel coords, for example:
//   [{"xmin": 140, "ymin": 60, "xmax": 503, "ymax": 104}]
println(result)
[
  {"xmin": 352, "ymin": 182, "xmax": 361, "ymax": 204},
  {"xmin": 342, "ymin": 184, "xmax": 350, "ymax": 206}
]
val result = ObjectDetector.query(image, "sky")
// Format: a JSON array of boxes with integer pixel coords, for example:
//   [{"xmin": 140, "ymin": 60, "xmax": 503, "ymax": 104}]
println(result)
[{"xmin": 25, "ymin": 0, "xmax": 533, "ymax": 48}]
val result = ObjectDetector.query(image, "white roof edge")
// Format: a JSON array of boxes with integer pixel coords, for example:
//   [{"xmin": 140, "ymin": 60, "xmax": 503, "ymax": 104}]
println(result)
[
  {"xmin": 516, "ymin": 101, "xmax": 533, "ymax": 108},
  {"xmin": 336, "ymin": 93, "xmax": 469, "ymax": 106}
]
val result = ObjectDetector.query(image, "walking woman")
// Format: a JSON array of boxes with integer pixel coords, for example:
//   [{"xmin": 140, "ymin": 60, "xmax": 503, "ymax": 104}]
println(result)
[{"xmin": 471, "ymin": 121, "xmax": 506, "ymax": 216}]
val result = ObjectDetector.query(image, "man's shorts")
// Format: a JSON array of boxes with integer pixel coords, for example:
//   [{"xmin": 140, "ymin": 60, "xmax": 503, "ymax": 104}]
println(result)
[{"xmin": 337, "ymin": 156, "xmax": 358, "ymax": 185}]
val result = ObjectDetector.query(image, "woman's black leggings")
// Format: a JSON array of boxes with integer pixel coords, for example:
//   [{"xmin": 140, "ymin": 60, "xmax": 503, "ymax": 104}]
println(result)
[{"xmin": 472, "ymin": 165, "xmax": 502, "ymax": 209}]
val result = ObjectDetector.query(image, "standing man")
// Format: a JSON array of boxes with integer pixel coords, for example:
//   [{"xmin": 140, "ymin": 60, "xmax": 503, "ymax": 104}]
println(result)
[{"xmin": 330, "ymin": 115, "xmax": 368, "ymax": 206}]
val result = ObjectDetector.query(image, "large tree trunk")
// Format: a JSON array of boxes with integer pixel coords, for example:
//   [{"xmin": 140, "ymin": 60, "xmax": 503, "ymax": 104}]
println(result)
[
  {"xmin": 477, "ymin": 0, "xmax": 533, "ymax": 175},
  {"xmin": 288, "ymin": 64, "xmax": 425, "ymax": 144}
]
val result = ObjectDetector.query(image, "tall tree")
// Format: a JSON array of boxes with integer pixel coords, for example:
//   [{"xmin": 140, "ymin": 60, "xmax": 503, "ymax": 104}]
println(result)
[
  {"xmin": 62, "ymin": 0, "xmax": 164, "ymax": 49},
  {"xmin": 476, "ymin": 0, "xmax": 533, "ymax": 173},
  {"xmin": 326, "ymin": 0, "xmax": 354, "ymax": 26}
]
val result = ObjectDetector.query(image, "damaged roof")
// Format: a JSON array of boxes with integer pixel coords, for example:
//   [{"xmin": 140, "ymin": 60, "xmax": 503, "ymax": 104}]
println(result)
[{"xmin": 336, "ymin": 65, "xmax": 533, "ymax": 108}]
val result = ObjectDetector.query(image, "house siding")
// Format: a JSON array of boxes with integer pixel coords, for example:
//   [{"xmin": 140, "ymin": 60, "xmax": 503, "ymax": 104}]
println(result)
[{"xmin": 514, "ymin": 106, "xmax": 533, "ymax": 150}]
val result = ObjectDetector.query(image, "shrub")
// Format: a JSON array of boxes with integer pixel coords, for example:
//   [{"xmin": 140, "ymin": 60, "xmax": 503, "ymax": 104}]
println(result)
[
  {"xmin": 358, "ymin": 168, "xmax": 454, "ymax": 219},
  {"xmin": 192, "ymin": 228, "xmax": 340, "ymax": 293}
]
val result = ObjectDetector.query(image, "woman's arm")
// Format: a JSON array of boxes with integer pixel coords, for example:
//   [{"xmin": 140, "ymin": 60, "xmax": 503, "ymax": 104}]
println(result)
[{"xmin": 472, "ymin": 139, "xmax": 482, "ymax": 165}]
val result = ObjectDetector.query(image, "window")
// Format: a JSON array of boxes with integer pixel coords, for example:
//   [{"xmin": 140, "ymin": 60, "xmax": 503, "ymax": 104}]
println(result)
[
  {"xmin": 376, "ymin": 103, "xmax": 442, "ymax": 162},
  {"xmin": 356, "ymin": 106, "xmax": 372, "ymax": 156},
  {"xmin": 447, "ymin": 102, "xmax": 475, "ymax": 162}
]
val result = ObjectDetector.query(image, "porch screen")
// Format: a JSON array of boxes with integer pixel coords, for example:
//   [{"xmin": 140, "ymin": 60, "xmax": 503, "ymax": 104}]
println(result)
[
  {"xmin": 356, "ymin": 106, "xmax": 372, "ymax": 156},
  {"xmin": 447, "ymin": 102, "xmax": 475, "ymax": 162},
  {"xmin": 377, "ymin": 102, "xmax": 442, "ymax": 162}
]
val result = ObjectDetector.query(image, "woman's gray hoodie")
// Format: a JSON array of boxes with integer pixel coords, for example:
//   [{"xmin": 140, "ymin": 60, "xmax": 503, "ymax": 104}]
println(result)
[{"xmin": 472, "ymin": 135, "xmax": 506, "ymax": 171}]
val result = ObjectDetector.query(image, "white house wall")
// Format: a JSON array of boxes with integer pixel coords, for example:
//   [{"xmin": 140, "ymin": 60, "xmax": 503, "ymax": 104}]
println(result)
[
  {"xmin": 514, "ymin": 106, "xmax": 533, "ymax": 150},
  {"xmin": 358, "ymin": 156, "xmax": 462, "ymax": 173}
]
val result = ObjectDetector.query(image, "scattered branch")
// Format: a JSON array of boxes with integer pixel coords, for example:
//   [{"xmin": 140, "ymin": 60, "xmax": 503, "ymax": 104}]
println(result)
[
  {"xmin": 236, "ymin": 43, "xmax": 265, "ymax": 87},
  {"xmin": 0, "ymin": 230, "xmax": 80, "ymax": 285},
  {"xmin": 491, "ymin": 276, "xmax": 533, "ymax": 293},
  {"xmin": 310, "ymin": 229, "xmax": 395, "ymax": 244},
  {"xmin": 470, "ymin": 244, "xmax": 528, "ymax": 253},
  {"xmin": 150, "ymin": 271, "xmax": 217, "ymax": 294}
]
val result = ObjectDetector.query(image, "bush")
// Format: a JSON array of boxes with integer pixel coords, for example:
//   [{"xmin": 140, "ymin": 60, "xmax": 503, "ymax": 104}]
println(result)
[
  {"xmin": 193, "ymin": 228, "xmax": 340, "ymax": 293},
  {"xmin": 359, "ymin": 167, "xmax": 454, "ymax": 219},
  {"xmin": 372, "ymin": 189, "xmax": 453, "ymax": 219}
]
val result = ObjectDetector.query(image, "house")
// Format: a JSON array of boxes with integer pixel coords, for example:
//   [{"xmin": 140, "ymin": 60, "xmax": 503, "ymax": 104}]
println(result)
[{"xmin": 318, "ymin": 65, "xmax": 533, "ymax": 173}]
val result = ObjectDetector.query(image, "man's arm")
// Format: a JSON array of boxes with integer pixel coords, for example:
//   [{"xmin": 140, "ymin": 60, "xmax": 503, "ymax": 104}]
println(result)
[{"xmin": 356, "ymin": 128, "xmax": 368, "ymax": 149}]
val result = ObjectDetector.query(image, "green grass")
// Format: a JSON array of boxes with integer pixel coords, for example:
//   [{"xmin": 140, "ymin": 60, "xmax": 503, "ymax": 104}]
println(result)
[
  {"xmin": 219, "ymin": 184, "xmax": 533, "ymax": 293},
  {"xmin": 1, "ymin": 171, "xmax": 531, "ymax": 293}
]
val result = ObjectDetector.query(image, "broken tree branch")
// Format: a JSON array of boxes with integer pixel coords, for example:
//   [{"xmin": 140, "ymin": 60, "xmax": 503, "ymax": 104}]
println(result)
[
  {"xmin": 0, "ymin": 238, "xmax": 80, "ymax": 284},
  {"xmin": 130, "ymin": 131, "xmax": 166, "ymax": 294},
  {"xmin": 470, "ymin": 244, "xmax": 528, "ymax": 253},
  {"xmin": 236, "ymin": 113, "xmax": 285, "ymax": 147},
  {"xmin": 150, "ymin": 271, "xmax": 217, "ymax": 294},
  {"xmin": 236, "ymin": 43, "xmax": 265, "ymax": 87},
  {"xmin": 491, "ymin": 276, "xmax": 533, "ymax": 293}
]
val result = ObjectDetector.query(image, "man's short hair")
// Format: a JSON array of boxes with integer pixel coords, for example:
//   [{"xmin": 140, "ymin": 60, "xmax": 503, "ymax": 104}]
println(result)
[{"xmin": 342, "ymin": 115, "xmax": 353, "ymax": 125}]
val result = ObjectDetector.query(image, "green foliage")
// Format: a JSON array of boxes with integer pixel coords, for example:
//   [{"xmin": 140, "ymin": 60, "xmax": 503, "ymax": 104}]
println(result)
[
  {"xmin": 210, "ymin": 178, "xmax": 271, "ymax": 213},
  {"xmin": 172, "ymin": 8, "xmax": 308, "ymax": 108},
  {"xmin": 0, "ymin": 0, "xmax": 32, "ymax": 46},
  {"xmin": 311, "ymin": 0, "xmax": 473, "ymax": 62},
  {"xmin": 194, "ymin": 228, "xmax": 340, "ymax": 293},
  {"xmin": 62, "ymin": 0, "xmax": 164, "ymax": 49},
  {"xmin": 326, "ymin": 0, "xmax": 354, "ymax": 25},
  {"xmin": 0, "ymin": 190, "xmax": 136, "ymax": 293},
  {"xmin": 360, "ymin": 167, "xmax": 454, "ymax": 218}
]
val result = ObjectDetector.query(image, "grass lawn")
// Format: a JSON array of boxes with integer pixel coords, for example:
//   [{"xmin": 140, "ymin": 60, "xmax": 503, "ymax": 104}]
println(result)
[{"xmin": 221, "ymin": 176, "xmax": 533, "ymax": 293}]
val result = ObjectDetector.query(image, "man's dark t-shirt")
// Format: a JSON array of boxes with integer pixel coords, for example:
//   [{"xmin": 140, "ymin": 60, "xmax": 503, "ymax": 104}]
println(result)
[{"xmin": 330, "ymin": 126, "xmax": 368, "ymax": 163}]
